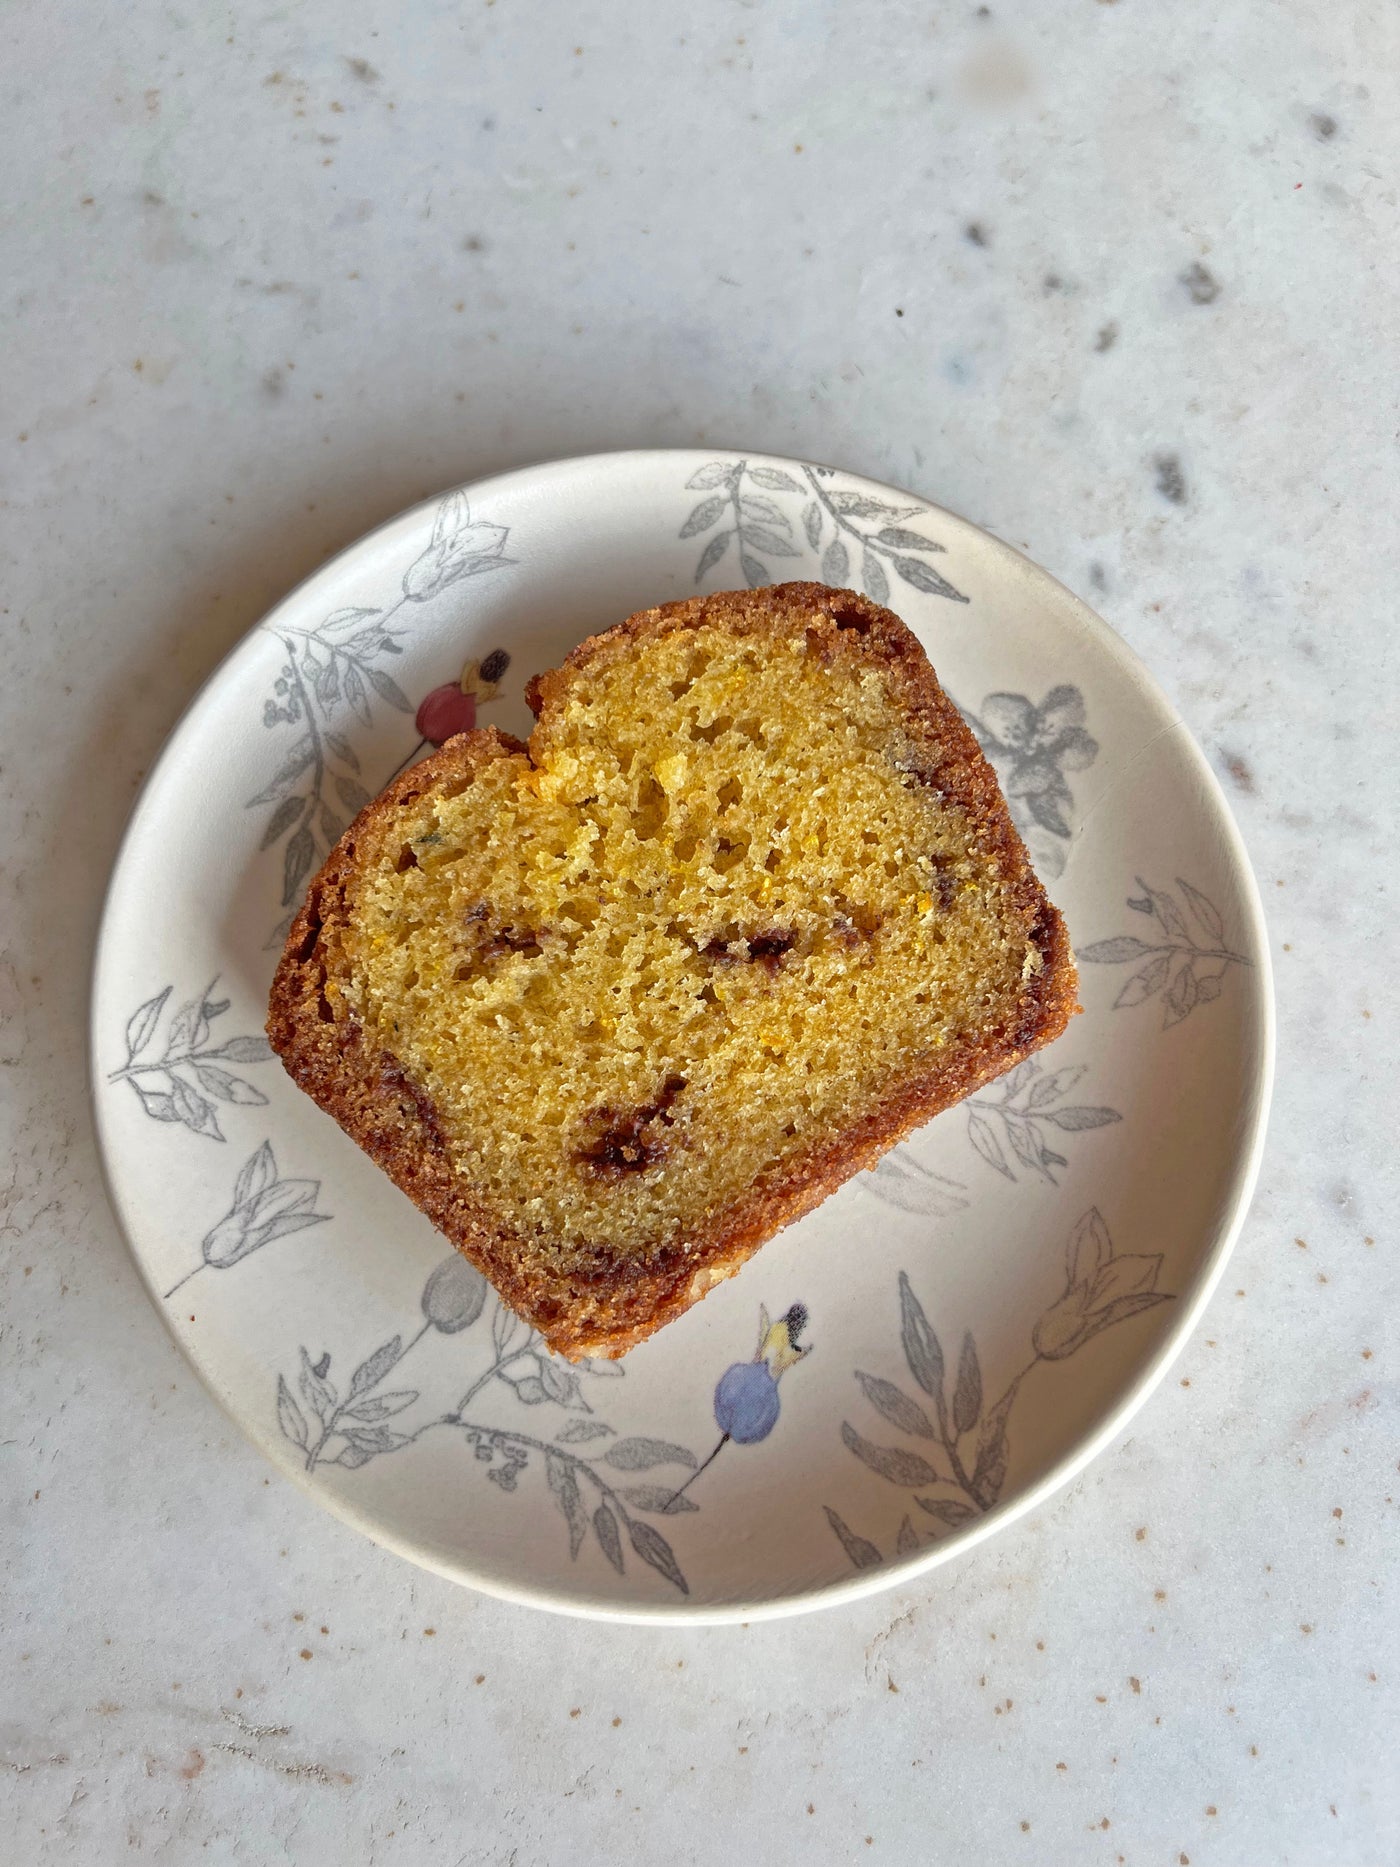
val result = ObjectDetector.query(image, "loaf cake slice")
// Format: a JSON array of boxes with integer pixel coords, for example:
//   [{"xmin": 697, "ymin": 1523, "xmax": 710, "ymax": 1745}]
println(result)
[{"xmin": 267, "ymin": 583, "xmax": 1077, "ymax": 1358}]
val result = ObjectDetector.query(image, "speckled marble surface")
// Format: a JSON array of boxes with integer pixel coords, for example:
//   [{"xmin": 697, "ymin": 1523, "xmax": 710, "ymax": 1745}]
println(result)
[{"xmin": 4, "ymin": 3, "xmax": 1397, "ymax": 1861}]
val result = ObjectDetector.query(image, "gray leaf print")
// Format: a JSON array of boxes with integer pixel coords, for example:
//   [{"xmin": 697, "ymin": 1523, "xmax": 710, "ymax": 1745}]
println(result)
[
  {"xmin": 1083, "ymin": 878, "xmax": 1249, "ymax": 1027},
  {"xmin": 853, "ymin": 1371, "xmax": 936, "ymax": 1441},
  {"xmin": 743, "ymin": 525, "xmax": 799, "ymax": 559},
  {"xmin": 686, "ymin": 461, "xmax": 737, "ymax": 490},
  {"xmin": 250, "ymin": 491, "xmax": 517, "ymax": 935},
  {"xmin": 113, "ymin": 982, "xmax": 275, "ymax": 1143},
  {"xmin": 556, "ymin": 1419, "xmax": 614, "ymax": 1444},
  {"xmin": 737, "ymin": 494, "xmax": 791, "ymax": 529},
  {"xmin": 915, "ymin": 1495, "xmax": 978, "ymax": 1529},
  {"xmin": 966, "ymin": 1109, "xmax": 1013, "ymax": 1178},
  {"xmin": 125, "ymin": 988, "xmax": 170, "ymax": 1060},
  {"xmin": 277, "ymin": 1377, "xmax": 309, "ymax": 1451},
  {"xmin": 682, "ymin": 458, "xmax": 968, "ymax": 605},
  {"xmin": 681, "ymin": 496, "xmax": 727, "ymax": 538},
  {"xmin": 546, "ymin": 1452, "xmax": 588, "ymax": 1560},
  {"xmin": 246, "ymin": 735, "xmax": 316, "ymax": 808},
  {"xmin": 824, "ymin": 1506, "xmax": 883, "ymax": 1571},
  {"xmin": 875, "ymin": 525, "xmax": 945, "ymax": 552},
  {"xmin": 618, "ymin": 1484, "xmax": 700, "ymax": 1516},
  {"xmin": 840, "ymin": 1421, "xmax": 944, "ymax": 1488},
  {"xmin": 695, "ymin": 531, "xmax": 731, "ymax": 580},
  {"xmin": 864, "ymin": 1147, "xmax": 969, "ymax": 1217},
  {"xmin": 344, "ymin": 1390, "xmax": 418, "ymax": 1422},
  {"xmin": 952, "ymin": 1333, "xmax": 982, "ymax": 1436},
  {"xmin": 272, "ymin": 1270, "xmax": 699, "ymax": 1595},
  {"xmin": 893, "ymin": 556, "xmax": 964, "ymax": 601},
  {"xmin": 627, "ymin": 1519, "xmax": 689, "ymax": 1594},
  {"xmin": 365, "ymin": 667, "xmax": 412, "ymax": 712},
  {"xmin": 861, "ymin": 548, "xmax": 890, "ymax": 605},
  {"xmin": 898, "ymin": 1272, "xmax": 946, "ymax": 1416},
  {"xmin": 963, "ymin": 1054, "xmax": 1120, "ymax": 1184},
  {"xmin": 350, "ymin": 1335, "xmax": 403, "ymax": 1398},
  {"xmin": 1078, "ymin": 936, "xmax": 1155, "ymax": 964},
  {"xmin": 592, "ymin": 1504, "xmax": 625, "ymax": 1573},
  {"xmin": 189, "ymin": 1062, "xmax": 268, "ymax": 1106},
  {"xmin": 830, "ymin": 1223, "xmax": 1178, "ymax": 1568},
  {"xmin": 603, "ymin": 1437, "xmax": 698, "ymax": 1473},
  {"xmin": 821, "ymin": 538, "xmax": 850, "ymax": 586},
  {"xmin": 827, "ymin": 490, "xmax": 921, "ymax": 521}
]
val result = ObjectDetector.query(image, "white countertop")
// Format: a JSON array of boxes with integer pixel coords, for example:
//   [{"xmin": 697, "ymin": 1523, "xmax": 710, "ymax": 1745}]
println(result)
[{"xmin": 4, "ymin": 3, "xmax": 1395, "ymax": 1861}]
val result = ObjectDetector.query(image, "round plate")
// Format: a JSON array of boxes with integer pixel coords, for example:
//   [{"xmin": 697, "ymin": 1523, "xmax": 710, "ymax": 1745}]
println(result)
[{"xmin": 91, "ymin": 449, "xmax": 1273, "ymax": 1622}]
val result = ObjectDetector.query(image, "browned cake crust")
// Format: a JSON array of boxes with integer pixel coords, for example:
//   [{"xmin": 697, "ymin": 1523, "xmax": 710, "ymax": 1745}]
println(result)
[{"xmin": 267, "ymin": 583, "xmax": 1078, "ymax": 1358}]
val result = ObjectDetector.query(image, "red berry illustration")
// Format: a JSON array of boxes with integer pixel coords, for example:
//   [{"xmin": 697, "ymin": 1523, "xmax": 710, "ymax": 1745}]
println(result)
[{"xmin": 415, "ymin": 684, "xmax": 476, "ymax": 746}]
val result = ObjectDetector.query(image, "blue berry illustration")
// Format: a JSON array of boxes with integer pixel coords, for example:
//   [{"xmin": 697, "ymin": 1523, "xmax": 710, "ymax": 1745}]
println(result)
[
  {"xmin": 714, "ymin": 1359, "xmax": 781, "ymax": 1443},
  {"xmin": 665, "ymin": 1303, "xmax": 810, "ymax": 1507}
]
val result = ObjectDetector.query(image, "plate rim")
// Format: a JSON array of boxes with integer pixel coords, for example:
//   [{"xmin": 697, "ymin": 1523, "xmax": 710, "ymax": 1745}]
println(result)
[{"xmin": 88, "ymin": 446, "xmax": 1276, "ymax": 1623}]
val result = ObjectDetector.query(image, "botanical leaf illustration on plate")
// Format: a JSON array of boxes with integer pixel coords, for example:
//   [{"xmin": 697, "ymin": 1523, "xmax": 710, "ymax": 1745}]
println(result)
[
  {"xmin": 962, "ymin": 1054, "xmax": 1121, "ymax": 1183},
  {"xmin": 1081, "ymin": 877, "xmax": 1250, "ymax": 1027},
  {"xmin": 864, "ymin": 1150, "xmax": 968, "ymax": 1217},
  {"xmin": 110, "ymin": 979, "xmax": 275, "ymax": 1140},
  {"xmin": 275, "ymin": 1260, "xmax": 811, "ymax": 1597},
  {"xmin": 825, "ymin": 1208, "xmax": 1174, "ymax": 1569},
  {"xmin": 681, "ymin": 459, "xmax": 967, "ymax": 603},
  {"xmin": 163, "ymin": 1142, "xmax": 332, "ymax": 1298},
  {"xmin": 961, "ymin": 686, "xmax": 1099, "ymax": 880},
  {"xmin": 868, "ymin": 1055, "xmax": 1121, "ymax": 1205},
  {"xmin": 250, "ymin": 491, "xmax": 515, "ymax": 947}
]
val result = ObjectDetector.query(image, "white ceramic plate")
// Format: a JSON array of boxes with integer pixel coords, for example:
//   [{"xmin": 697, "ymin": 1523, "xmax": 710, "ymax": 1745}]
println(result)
[{"xmin": 91, "ymin": 450, "xmax": 1273, "ymax": 1623}]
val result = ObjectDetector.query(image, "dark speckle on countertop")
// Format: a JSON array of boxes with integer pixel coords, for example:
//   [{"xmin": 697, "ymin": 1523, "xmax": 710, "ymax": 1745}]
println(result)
[
  {"xmin": 1311, "ymin": 112, "xmax": 1338, "ymax": 140},
  {"xmin": 1153, "ymin": 452, "xmax": 1188, "ymax": 504},
  {"xmin": 1094, "ymin": 320, "xmax": 1119, "ymax": 352},
  {"xmin": 1179, "ymin": 261, "xmax": 1221, "ymax": 304},
  {"xmin": 1220, "ymin": 750, "xmax": 1255, "ymax": 792}
]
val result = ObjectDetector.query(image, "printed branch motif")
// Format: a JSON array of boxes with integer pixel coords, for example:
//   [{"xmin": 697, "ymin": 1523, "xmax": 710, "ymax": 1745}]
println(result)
[
  {"xmin": 869, "ymin": 1055, "xmax": 1121, "ymax": 1201},
  {"xmin": 275, "ymin": 1260, "xmax": 815, "ymax": 1599},
  {"xmin": 274, "ymin": 1256, "xmax": 694, "ymax": 1596},
  {"xmin": 864, "ymin": 1151, "xmax": 969, "ymax": 1218},
  {"xmin": 680, "ymin": 459, "xmax": 967, "ymax": 603},
  {"xmin": 249, "ymin": 492, "xmax": 515, "ymax": 948},
  {"xmin": 825, "ymin": 1209, "xmax": 1174, "ymax": 1570},
  {"xmin": 110, "ymin": 980, "xmax": 275, "ymax": 1141},
  {"xmin": 1081, "ymin": 878, "xmax": 1249, "ymax": 1028},
  {"xmin": 963, "ymin": 1055, "xmax": 1121, "ymax": 1184}
]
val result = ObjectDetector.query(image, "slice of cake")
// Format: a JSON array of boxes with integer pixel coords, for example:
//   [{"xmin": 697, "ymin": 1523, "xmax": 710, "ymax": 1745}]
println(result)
[{"xmin": 267, "ymin": 582, "xmax": 1077, "ymax": 1358}]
